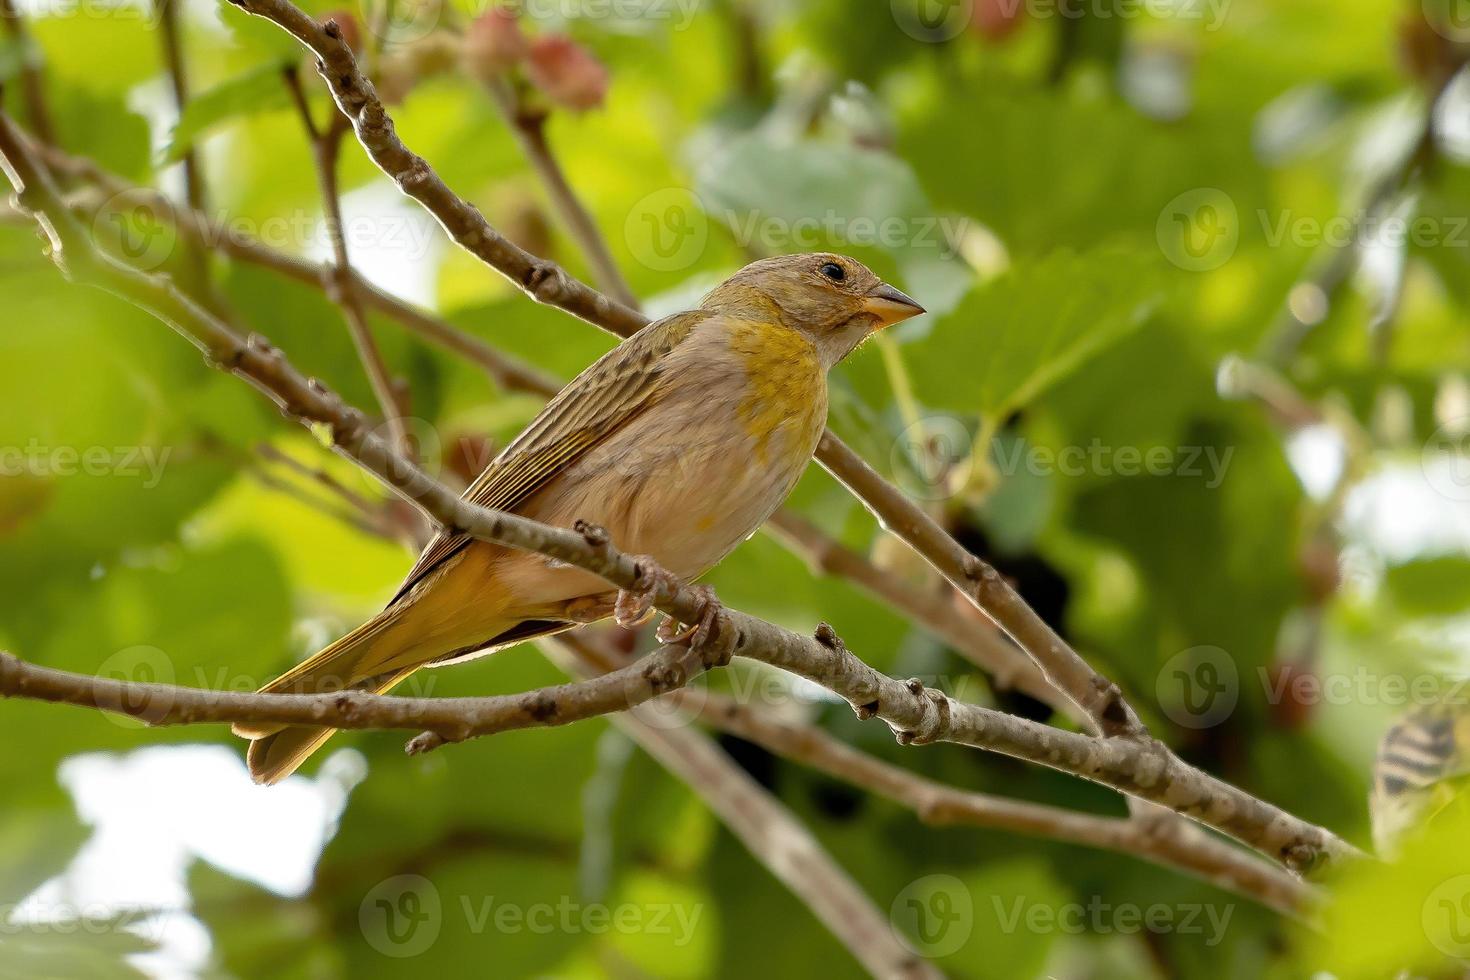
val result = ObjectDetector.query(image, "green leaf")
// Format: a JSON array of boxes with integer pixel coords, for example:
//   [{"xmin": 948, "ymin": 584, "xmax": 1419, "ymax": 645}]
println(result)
[
  {"xmin": 1308, "ymin": 803, "xmax": 1470, "ymax": 978},
  {"xmin": 695, "ymin": 129, "xmax": 974, "ymax": 316},
  {"xmin": 906, "ymin": 248, "xmax": 1166, "ymax": 419},
  {"xmin": 0, "ymin": 928, "xmax": 153, "ymax": 980},
  {"xmin": 162, "ymin": 61, "xmax": 294, "ymax": 164},
  {"xmin": 0, "ymin": 35, "xmax": 28, "ymax": 84},
  {"xmin": 0, "ymin": 808, "xmax": 88, "ymax": 905},
  {"xmin": 1383, "ymin": 557, "xmax": 1470, "ymax": 617}
]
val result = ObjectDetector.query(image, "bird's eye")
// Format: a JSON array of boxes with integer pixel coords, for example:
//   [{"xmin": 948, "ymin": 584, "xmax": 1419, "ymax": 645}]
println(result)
[{"xmin": 819, "ymin": 262, "xmax": 845, "ymax": 282}]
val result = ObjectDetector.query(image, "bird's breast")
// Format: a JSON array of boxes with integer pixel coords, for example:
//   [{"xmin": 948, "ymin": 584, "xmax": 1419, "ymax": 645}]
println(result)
[{"xmin": 526, "ymin": 319, "xmax": 827, "ymax": 583}]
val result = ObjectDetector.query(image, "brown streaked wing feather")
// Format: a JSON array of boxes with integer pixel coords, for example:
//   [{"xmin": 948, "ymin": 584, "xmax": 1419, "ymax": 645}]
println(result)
[{"xmin": 387, "ymin": 310, "xmax": 708, "ymax": 606}]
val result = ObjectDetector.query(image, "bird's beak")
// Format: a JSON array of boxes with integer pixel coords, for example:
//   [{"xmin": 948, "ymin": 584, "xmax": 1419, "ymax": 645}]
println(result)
[{"xmin": 862, "ymin": 282, "xmax": 925, "ymax": 328}]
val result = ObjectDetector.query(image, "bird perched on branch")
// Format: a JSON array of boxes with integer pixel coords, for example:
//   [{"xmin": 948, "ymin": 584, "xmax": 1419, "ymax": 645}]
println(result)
[{"xmin": 235, "ymin": 253, "xmax": 924, "ymax": 783}]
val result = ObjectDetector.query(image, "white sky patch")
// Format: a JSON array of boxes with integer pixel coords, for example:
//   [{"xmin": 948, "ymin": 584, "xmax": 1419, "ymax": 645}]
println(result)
[
  {"xmin": 303, "ymin": 180, "xmax": 447, "ymax": 309},
  {"xmin": 1340, "ymin": 461, "xmax": 1470, "ymax": 564},
  {"xmin": 1285, "ymin": 424, "xmax": 1347, "ymax": 501},
  {"xmin": 15, "ymin": 745, "xmax": 364, "ymax": 978},
  {"xmin": 1433, "ymin": 65, "xmax": 1470, "ymax": 164}
]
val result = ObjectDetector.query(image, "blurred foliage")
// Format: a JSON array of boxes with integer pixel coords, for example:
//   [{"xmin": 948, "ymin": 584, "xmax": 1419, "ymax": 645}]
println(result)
[{"xmin": 4, "ymin": 0, "xmax": 1470, "ymax": 976}]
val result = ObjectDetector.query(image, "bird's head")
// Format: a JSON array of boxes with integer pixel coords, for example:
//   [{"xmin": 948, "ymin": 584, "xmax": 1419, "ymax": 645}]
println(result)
[{"xmin": 700, "ymin": 253, "xmax": 925, "ymax": 367}]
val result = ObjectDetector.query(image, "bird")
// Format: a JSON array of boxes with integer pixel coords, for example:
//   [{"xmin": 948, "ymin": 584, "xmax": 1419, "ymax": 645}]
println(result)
[
  {"xmin": 1370, "ymin": 686, "xmax": 1470, "ymax": 856},
  {"xmin": 234, "ymin": 253, "xmax": 924, "ymax": 784}
]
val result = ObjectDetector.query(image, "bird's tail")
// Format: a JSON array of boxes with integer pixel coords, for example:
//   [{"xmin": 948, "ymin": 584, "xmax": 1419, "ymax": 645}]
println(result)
[
  {"xmin": 234, "ymin": 587, "xmax": 553, "ymax": 784},
  {"xmin": 233, "ymin": 611, "xmax": 426, "ymax": 785}
]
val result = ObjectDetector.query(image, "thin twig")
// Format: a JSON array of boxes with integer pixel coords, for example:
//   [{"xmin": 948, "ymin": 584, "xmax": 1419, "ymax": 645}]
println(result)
[
  {"xmin": 285, "ymin": 62, "xmax": 412, "ymax": 461},
  {"xmin": 483, "ymin": 76, "xmax": 637, "ymax": 308},
  {"xmin": 0, "ymin": 0, "xmax": 53, "ymax": 144},
  {"xmin": 246, "ymin": 463, "xmax": 397, "ymax": 539},
  {"xmin": 156, "ymin": 0, "xmax": 205, "ymax": 215},
  {"xmin": 1260, "ymin": 75, "xmax": 1449, "ymax": 366}
]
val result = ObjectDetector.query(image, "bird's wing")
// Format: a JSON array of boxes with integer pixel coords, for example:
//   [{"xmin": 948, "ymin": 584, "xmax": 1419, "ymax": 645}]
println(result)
[{"xmin": 387, "ymin": 309, "xmax": 708, "ymax": 606}]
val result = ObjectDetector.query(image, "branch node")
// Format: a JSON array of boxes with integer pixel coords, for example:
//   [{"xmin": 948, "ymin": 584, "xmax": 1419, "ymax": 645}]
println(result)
[
  {"xmin": 405, "ymin": 730, "xmax": 447, "ymax": 755},
  {"xmin": 523, "ymin": 260, "xmax": 567, "ymax": 300},
  {"xmin": 907, "ymin": 688, "xmax": 953, "ymax": 746},
  {"xmin": 573, "ymin": 518, "xmax": 610, "ymax": 548},
  {"xmin": 399, "ymin": 158, "xmax": 434, "ymax": 191},
  {"xmin": 852, "ymin": 699, "xmax": 879, "ymax": 720},
  {"xmin": 525, "ymin": 690, "xmax": 559, "ymax": 723},
  {"xmin": 208, "ymin": 345, "xmax": 247, "ymax": 371},
  {"xmin": 904, "ymin": 677, "xmax": 924, "ymax": 695},
  {"xmin": 642, "ymin": 656, "xmax": 687, "ymax": 695},
  {"xmin": 813, "ymin": 622, "xmax": 846, "ymax": 654},
  {"xmin": 1282, "ymin": 842, "xmax": 1322, "ymax": 874}
]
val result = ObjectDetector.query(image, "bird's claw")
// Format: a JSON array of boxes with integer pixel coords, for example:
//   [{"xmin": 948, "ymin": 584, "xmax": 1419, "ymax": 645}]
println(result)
[
  {"xmin": 614, "ymin": 557, "xmax": 680, "ymax": 631},
  {"xmin": 657, "ymin": 585, "xmax": 721, "ymax": 651}
]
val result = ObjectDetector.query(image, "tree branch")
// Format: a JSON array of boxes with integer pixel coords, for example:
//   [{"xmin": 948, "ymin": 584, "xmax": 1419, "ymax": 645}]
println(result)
[
  {"xmin": 766, "ymin": 511, "xmax": 1063, "ymax": 715},
  {"xmin": 557, "ymin": 632, "xmax": 1313, "ymax": 917},
  {"xmin": 607, "ymin": 717, "xmax": 941, "ymax": 979},
  {"xmin": 811, "ymin": 432, "xmax": 1144, "ymax": 738},
  {"xmin": 0, "ymin": 644, "xmax": 709, "ymax": 742}
]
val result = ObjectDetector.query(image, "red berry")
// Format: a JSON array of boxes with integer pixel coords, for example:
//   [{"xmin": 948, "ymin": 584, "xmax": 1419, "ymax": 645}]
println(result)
[
  {"xmin": 971, "ymin": 0, "xmax": 1024, "ymax": 42},
  {"xmin": 463, "ymin": 7, "xmax": 528, "ymax": 81},
  {"xmin": 526, "ymin": 35, "xmax": 609, "ymax": 112}
]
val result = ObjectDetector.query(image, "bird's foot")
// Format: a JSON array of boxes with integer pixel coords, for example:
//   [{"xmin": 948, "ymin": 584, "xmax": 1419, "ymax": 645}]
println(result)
[
  {"xmin": 656, "ymin": 584, "xmax": 721, "ymax": 650},
  {"xmin": 613, "ymin": 556, "xmax": 679, "ymax": 630}
]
